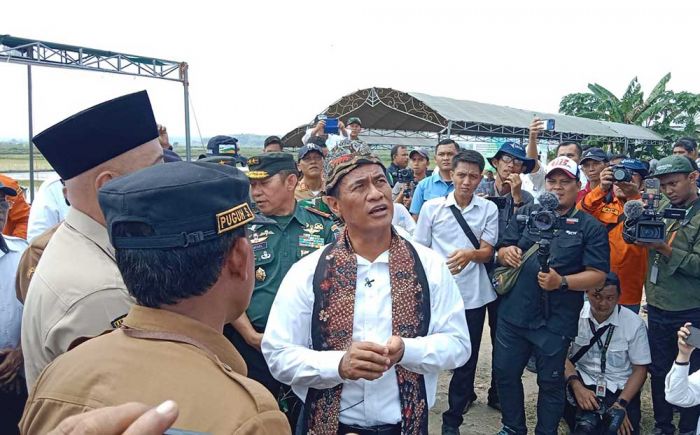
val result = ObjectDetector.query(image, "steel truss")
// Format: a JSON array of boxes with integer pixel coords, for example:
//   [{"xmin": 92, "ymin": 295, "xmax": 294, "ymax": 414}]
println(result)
[{"xmin": 0, "ymin": 34, "xmax": 191, "ymax": 197}]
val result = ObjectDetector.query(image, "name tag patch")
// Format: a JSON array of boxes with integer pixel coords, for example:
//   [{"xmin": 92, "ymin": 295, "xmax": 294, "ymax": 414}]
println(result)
[{"xmin": 216, "ymin": 203, "xmax": 254, "ymax": 234}]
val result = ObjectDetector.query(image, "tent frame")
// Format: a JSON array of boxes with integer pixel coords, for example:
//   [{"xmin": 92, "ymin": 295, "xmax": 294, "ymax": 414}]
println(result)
[{"xmin": 0, "ymin": 35, "xmax": 191, "ymax": 198}]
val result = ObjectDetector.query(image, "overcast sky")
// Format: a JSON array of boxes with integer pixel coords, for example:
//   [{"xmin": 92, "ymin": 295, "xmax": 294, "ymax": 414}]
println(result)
[{"xmin": 1, "ymin": 0, "xmax": 698, "ymax": 141}]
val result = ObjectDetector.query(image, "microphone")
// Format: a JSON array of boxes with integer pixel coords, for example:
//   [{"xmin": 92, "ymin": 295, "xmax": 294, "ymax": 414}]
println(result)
[
  {"xmin": 623, "ymin": 200, "xmax": 645, "ymax": 222},
  {"xmin": 364, "ymin": 277, "xmax": 375, "ymax": 288},
  {"xmin": 539, "ymin": 192, "xmax": 560, "ymax": 211}
]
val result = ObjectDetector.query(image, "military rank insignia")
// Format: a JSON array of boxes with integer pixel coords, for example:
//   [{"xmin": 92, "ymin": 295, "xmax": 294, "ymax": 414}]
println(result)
[
  {"xmin": 110, "ymin": 314, "xmax": 127, "ymax": 328},
  {"xmin": 256, "ymin": 267, "xmax": 266, "ymax": 282}
]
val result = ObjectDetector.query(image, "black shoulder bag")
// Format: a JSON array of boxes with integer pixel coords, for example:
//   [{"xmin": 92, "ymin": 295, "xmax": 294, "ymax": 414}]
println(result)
[{"xmin": 449, "ymin": 204, "xmax": 495, "ymax": 273}]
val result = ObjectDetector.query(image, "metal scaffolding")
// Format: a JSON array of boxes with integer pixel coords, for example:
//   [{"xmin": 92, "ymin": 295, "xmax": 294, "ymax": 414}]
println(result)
[{"xmin": 0, "ymin": 34, "xmax": 191, "ymax": 198}]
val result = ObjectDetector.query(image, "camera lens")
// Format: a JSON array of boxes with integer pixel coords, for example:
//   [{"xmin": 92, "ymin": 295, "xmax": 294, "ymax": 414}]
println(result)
[
  {"xmin": 613, "ymin": 167, "xmax": 632, "ymax": 183},
  {"xmin": 533, "ymin": 212, "xmax": 555, "ymax": 231},
  {"xmin": 638, "ymin": 222, "xmax": 663, "ymax": 241}
]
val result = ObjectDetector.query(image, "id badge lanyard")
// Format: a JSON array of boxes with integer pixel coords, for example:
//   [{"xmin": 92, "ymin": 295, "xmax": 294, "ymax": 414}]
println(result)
[{"xmin": 588, "ymin": 320, "xmax": 615, "ymax": 398}]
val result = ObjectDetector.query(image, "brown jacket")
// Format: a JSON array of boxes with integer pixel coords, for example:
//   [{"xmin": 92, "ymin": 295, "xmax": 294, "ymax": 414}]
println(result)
[
  {"xmin": 15, "ymin": 224, "xmax": 60, "ymax": 303},
  {"xmin": 20, "ymin": 306, "xmax": 291, "ymax": 435}
]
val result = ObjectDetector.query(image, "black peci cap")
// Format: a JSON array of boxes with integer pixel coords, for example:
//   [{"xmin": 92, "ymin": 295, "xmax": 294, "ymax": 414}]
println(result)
[{"xmin": 32, "ymin": 90, "xmax": 158, "ymax": 180}]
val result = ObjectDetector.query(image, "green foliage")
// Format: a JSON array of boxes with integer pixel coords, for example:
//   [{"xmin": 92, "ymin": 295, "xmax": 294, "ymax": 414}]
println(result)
[{"xmin": 559, "ymin": 73, "xmax": 700, "ymax": 157}]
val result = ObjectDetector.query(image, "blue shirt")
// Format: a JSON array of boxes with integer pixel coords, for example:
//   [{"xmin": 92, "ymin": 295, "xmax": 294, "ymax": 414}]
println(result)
[
  {"xmin": 0, "ymin": 235, "xmax": 28, "ymax": 349},
  {"xmin": 409, "ymin": 171, "xmax": 454, "ymax": 215}
]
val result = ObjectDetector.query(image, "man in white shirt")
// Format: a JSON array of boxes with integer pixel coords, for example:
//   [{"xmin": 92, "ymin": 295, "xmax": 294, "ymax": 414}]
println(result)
[
  {"xmin": 414, "ymin": 150, "xmax": 499, "ymax": 435},
  {"xmin": 0, "ymin": 181, "xmax": 29, "ymax": 434},
  {"xmin": 262, "ymin": 141, "xmax": 471, "ymax": 435},
  {"xmin": 26, "ymin": 174, "xmax": 69, "ymax": 242},
  {"xmin": 564, "ymin": 272, "xmax": 650, "ymax": 435},
  {"xmin": 524, "ymin": 118, "xmax": 588, "ymax": 202}
]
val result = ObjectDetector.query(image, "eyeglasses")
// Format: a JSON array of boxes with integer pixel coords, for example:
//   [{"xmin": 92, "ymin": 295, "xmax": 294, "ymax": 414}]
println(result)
[{"xmin": 500, "ymin": 154, "xmax": 524, "ymax": 167}]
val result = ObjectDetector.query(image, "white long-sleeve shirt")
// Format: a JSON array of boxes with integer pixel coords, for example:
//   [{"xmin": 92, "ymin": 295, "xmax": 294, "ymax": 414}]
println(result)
[
  {"xmin": 414, "ymin": 192, "xmax": 498, "ymax": 310},
  {"xmin": 666, "ymin": 362, "xmax": 700, "ymax": 434},
  {"xmin": 27, "ymin": 175, "xmax": 68, "ymax": 242},
  {"xmin": 262, "ymin": 239, "xmax": 470, "ymax": 427}
]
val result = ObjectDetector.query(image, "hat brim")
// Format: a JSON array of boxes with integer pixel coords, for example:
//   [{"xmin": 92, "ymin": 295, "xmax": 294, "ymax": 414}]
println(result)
[
  {"xmin": 546, "ymin": 168, "xmax": 578, "ymax": 180},
  {"xmin": 409, "ymin": 150, "xmax": 429, "ymax": 160},
  {"xmin": 0, "ymin": 186, "xmax": 17, "ymax": 196},
  {"xmin": 489, "ymin": 151, "xmax": 536, "ymax": 175},
  {"xmin": 652, "ymin": 169, "xmax": 691, "ymax": 178},
  {"xmin": 580, "ymin": 156, "xmax": 608, "ymax": 164}
]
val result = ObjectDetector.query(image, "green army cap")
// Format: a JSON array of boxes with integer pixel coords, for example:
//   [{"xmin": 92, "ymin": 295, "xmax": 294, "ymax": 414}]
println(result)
[
  {"xmin": 347, "ymin": 117, "xmax": 362, "ymax": 126},
  {"xmin": 246, "ymin": 152, "xmax": 298, "ymax": 180},
  {"xmin": 653, "ymin": 155, "xmax": 695, "ymax": 177}
]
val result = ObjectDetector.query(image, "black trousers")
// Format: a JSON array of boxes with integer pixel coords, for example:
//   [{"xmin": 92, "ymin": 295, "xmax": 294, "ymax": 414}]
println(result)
[
  {"xmin": 647, "ymin": 305, "xmax": 700, "ymax": 434},
  {"xmin": 443, "ymin": 297, "xmax": 500, "ymax": 427},
  {"xmin": 225, "ymin": 324, "xmax": 300, "ymax": 429},
  {"xmin": 0, "ymin": 381, "xmax": 28, "ymax": 435},
  {"xmin": 494, "ymin": 318, "xmax": 570, "ymax": 435}
]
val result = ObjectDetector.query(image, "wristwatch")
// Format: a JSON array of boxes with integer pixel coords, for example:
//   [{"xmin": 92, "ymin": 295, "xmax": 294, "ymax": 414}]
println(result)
[
  {"xmin": 560, "ymin": 275, "xmax": 569, "ymax": 291},
  {"xmin": 616, "ymin": 398, "xmax": 628, "ymax": 408}
]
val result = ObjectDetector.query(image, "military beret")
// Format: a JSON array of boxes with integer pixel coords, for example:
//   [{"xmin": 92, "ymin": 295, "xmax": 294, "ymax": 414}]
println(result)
[
  {"xmin": 98, "ymin": 161, "xmax": 272, "ymax": 249},
  {"xmin": 323, "ymin": 140, "xmax": 385, "ymax": 193},
  {"xmin": 246, "ymin": 153, "xmax": 297, "ymax": 180},
  {"xmin": 32, "ymin": 90, "xmax": 158, "ymax": 180}
]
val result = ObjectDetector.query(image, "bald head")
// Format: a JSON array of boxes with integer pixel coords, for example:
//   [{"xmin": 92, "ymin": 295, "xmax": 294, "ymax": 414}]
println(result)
[{"xmin": 65, "ymin": 138, "xmax": 164, "ymax": 225}]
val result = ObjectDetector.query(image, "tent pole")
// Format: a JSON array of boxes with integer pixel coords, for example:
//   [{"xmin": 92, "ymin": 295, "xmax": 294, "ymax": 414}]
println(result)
[
  {"xmin": 27, "ymin": 64, "xmax": 35, "ymax": 201},
  {"xmin": 182, "ymin": 63, "xmax": 191, "ymax": 162}
]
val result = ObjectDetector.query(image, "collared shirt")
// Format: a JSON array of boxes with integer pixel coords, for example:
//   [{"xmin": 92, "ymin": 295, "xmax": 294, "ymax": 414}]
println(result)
[
  {"xmin": 246, "ymin": 202, "xmax": 336, "ymax": 329},
  {"xmin": 578, "ymin": 185, "xmax": 647, "ymax": 305},
  {"xmin": 571, "ymin": 302, "xmax": 651, "ymax": 393},
  {"xmin": 414, "ymin": 193, "xmax": 498, "ymax": 309},
  {"xmin": 0, "ymin": 235, "xmax": 28, "ymax": 349},
  {"xmin": 301, "ymin": 128, "xmax": 350, "ymax": 149},
  {"xmin": 391, "ymin": 203, "xmax": 415, "ymax": 237},
  {"xmin": 498, "ymin": 204, "xmax": 610, "ymax": 338},
  {"xmin": 645, "ymin": 197, "xmax": 700, "ymax": 311},
  {"xmin": 262, "ymin": 240, "xmax": 470, "ymax": 427},
  {"xmin": 666, "ymin": 363, "xmax": 700, "ymax": 435},
  {"xmin": 27, "ymin": 175, "xmax": 69, "ymax": 242},
  {"xmin": 15, "ymin": 225, "xmax": 60, "ymax": 304},
  {"xmin": 295, "ymin": 180, "xmax": 324, "ymax": 201},
  {"xmin": 20, "ymin": 306, "xmax": 290, "ymax": 434},
  {"xmin": 21, "ymin": 207, "xmax": 133, "ymax": 388},
  {"xmin": 409, "ymin": 171, "xmax": 454, "ymax": 215}
]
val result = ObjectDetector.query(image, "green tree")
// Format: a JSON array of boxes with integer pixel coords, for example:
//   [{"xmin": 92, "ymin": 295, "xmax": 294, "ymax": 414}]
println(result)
[{"xmin": 559, "ymin": 73, "xmax": 700, "ymax": 156}]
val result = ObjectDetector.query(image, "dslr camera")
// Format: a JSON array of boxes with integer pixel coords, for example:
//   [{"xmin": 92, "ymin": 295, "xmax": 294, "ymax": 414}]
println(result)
[
  {"xmin": 396, "ymin": 168, "xmax": 416, "ymax": 198},
  {"xmin": 612, "ymin": 165, "xmax": 634, "ymax": 183},
  {"xmin": 574, "ymin": 402, "xmax": 627, "ymax": 434},
  {"xmin": 622, "ymin": 178, "xmax": 686, "ymax": 244}
]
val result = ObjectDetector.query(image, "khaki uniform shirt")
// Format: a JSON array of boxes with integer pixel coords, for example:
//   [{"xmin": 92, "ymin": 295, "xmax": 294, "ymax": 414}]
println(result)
[
  {"xmin": 294, "ymin": 180, "xmax": 323, "ymax": 201},
  {"xmin": 15, "ymin": 224, "xmax": 60, "ymax": 304},
  {"xmin": 21, "ymin": 208, "xmax": 132, "ymax": 388},
  {"xmin": 20, "ymin": 306, "xmax": 290, "ymax": 435}
]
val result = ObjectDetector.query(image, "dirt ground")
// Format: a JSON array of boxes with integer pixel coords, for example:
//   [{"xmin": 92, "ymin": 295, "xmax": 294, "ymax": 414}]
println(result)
[{"xmin": 427, "ymin": 314, "xmax": 656, "ymax": 435}]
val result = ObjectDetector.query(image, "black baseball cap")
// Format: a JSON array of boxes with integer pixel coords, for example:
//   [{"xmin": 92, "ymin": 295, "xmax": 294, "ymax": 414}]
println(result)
[
  {"xmin": 264, "ymin": 136, "xmax": 283, "ymax": 147},
  {"xmin": 207, "ymin": 135, "xmax": 239, "ymax": 155},
  {"xmin": 0, "ymin": 181, "xmax": 17, "ymax": 197},
  {"xmin": 298, "ymin": 144, "xmax": 324, "ymax": 161},
  {"xmin": 580, "ymin": 147, "xmax": 609, "ymax": 164},
  {"xmin": 98, "ymin": 162, "xmax": 273, "ymax": 249}
]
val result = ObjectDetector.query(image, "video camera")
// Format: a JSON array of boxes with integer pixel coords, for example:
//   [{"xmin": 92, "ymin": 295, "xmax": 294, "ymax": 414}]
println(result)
[
  {"xmin": 396, "ymin": 168, "xmax": 416, "ymax": 198},
  {"xmin": 515, "ymin": 192, "xmax": 571, "ymax": 319},
  {"xmin": 622, "ymin": 178, "xmax": 687, "ymax": 244}
]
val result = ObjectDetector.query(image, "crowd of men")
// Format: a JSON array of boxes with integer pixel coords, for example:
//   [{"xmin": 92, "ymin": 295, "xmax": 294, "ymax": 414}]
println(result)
[{"xmin": 2, "ymin": 91, "xmax": 700, "ymax": 435}]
